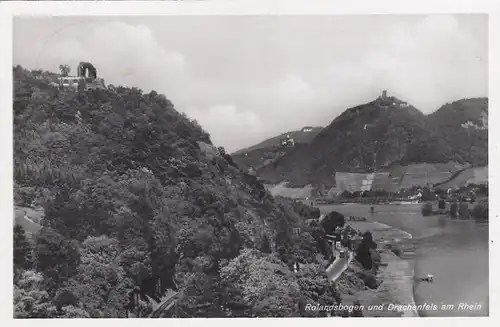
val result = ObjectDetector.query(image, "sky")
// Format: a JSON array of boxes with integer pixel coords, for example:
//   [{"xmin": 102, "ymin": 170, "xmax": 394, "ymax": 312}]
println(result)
[{"xmin": 13, "ymin": 15, "xmax": 488, "ymax": 153}]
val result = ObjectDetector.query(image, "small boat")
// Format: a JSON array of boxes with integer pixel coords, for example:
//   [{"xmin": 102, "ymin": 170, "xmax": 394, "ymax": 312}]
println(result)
[{"xmin": 421, "ymin": 274, "xmax": 434, "ymax": 282}]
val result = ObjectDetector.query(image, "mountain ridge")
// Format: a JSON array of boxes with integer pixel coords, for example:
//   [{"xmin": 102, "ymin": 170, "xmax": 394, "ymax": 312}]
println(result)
[{"xmin": 241, "ymin": 92, "xmax": 488, "ymax": 190}]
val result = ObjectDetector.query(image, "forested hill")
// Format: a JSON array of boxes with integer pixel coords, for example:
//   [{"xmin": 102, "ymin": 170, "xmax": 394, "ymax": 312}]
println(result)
[
  {"xmin": 231, "ymin": 127, "xmax": 323, "ymax": 172},
  {"xmin": 233, "ymin": 127, "xmax": 323, "ymax": 155},
  {"xmin": 258, "ymin": 94, "xmax": 488, "ymax": 188},
  {"xmin": 13, "ymin": 66, "xmax": 347, "ymax": 318}
]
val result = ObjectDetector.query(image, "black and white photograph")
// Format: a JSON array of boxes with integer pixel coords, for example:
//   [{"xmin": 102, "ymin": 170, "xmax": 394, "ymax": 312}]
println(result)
[{"xmin": 2, "ymin": 0, "xmax": 498, "ymax": 321}]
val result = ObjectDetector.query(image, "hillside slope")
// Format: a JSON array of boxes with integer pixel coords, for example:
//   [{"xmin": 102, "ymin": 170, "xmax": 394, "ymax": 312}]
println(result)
[
  {"xmin": 259, "ymin": 94, "xmax": 444, "ymax": 188},
  {"xmin": 232, "ymin": 127, "xmax": 322, "ymax": 172},
  {"xmin": 257, "ymin": 94, "xmax": 488, "ymax": 190},
  {"xmin": 233, "ymin": 127, "xmax": 322, "ymax": 155},
  {"xmin": 13, "ymin": 66, "xmax": 347, "ymax": 318},
  {"xmin": 427, "ymin": 98, "xmax": 488, "ymax": 166},
  {"xmin": 435, "ymin": 166, "xmax": 488, "ymax": 189}
]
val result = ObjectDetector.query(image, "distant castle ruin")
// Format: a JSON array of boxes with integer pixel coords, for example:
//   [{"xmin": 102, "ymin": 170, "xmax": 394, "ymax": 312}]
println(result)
[{"xmin": 378, "ymin": 90, "xmax": 409, "ymax": 108}]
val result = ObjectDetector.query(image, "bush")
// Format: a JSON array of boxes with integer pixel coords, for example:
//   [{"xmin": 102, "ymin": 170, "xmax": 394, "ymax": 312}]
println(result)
[
  {"xmin": 458, "ymin": 203, "xmax": 470, "ymax": 219},
  {"xmin": 438, "ymin": 199, "xmax": 446, "ymax": 210},
  {"xmin": 358, "ymin": 271, "xmax": 378, "ymax": 289},
  {"xmin": 421, "ymin": 202, "xmax": 433, "ymax": 216},
  {"xmin": 321, "ymin": 211, "xmax": 345, "ymax": 234},
  {"xmin": 421, "ymin": 187, "xmax": 436, "ymax": 202},
  {"xmin": 472, "ymin": 201, "xmax": 488, "ymax": 221},
  {"xmin": 449, "ymin": 202, "xmax": 458, "ymax": 218}
]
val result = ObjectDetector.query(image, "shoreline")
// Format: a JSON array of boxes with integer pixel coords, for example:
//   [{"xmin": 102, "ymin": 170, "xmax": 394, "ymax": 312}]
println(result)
[{"xmin": 344, "ymin": 220, "xmax": 419, "ymax": 317}]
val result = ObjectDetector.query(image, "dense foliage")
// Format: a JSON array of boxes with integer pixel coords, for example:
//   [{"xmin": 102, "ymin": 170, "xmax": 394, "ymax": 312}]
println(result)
[
  {"xmin": 427, "ymin": 98, "xmax": 488, "ymax": 167},
  {"xmin": 14, "ymin": 225, "xmax": 34, "ymax": 271},
  {"xmin": 320, "ymin": 211, "xmax": 345, "ymax": 234},
  {"xmin": 13, "ymin": 66, "xmax": 346, "ymax": 318},
  {"xmin": 284, "ymin": 198, "xmax": 321, "ymax": 220}
]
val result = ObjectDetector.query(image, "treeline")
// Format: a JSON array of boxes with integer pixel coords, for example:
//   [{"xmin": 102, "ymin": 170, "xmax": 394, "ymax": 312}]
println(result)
[
  {"xmin": 13, "ymin": 66, "xmax": 364, "ymax": 318},
  {"xmin": 421, "ymin": 200, "xmax": 488, "ymax": 221}
]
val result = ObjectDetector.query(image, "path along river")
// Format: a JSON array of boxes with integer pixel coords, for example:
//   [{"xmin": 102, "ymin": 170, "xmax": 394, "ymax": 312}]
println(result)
[{"xmin": 318, "ymin": 203, "xmax": 489, "ymax": 317}]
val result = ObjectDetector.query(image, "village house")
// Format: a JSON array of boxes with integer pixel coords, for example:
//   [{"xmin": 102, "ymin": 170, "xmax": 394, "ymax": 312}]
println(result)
[
  {"xmin": 301, "ymin": 126, "xmax": 314, "ymax": 132},
  {"xmin": 280, "ymin": 134, "xmax": 295, "ymax": 147}
]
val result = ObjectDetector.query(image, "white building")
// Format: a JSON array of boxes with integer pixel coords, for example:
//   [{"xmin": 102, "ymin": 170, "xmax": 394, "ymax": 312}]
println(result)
[{"xmin": 280, "ymin": 134, "xmax": 295, "ymax": 147}]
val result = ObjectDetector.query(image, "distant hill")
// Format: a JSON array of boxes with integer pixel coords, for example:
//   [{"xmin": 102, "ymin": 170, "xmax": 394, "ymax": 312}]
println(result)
[
  {"xmin": 233, "ymin": 126, "xmax": 322, "ymax": 155},
  {"xmin": 254, "ymin": 93, "xmax": 488, "ymax": 191},
  {"xmin": 427, "ymin": 98, "xmax": 488, "ymax": 166},
  {"xmin": 232, "ymin": 126, "xmax": 322, "ymax": 171}
]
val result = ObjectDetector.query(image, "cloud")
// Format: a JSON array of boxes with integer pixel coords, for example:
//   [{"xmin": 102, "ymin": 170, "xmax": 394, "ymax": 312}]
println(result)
[
  {"xmin": 41, "ymin": 21, "xmax": 188, "ymax": 93},
  {"xmin": 14, "ymin": 15, "xmax": 487, "ymax": 152},
  {"xmin": 186, "ymin": 104, "xmax": 265, "ymax": 151}
]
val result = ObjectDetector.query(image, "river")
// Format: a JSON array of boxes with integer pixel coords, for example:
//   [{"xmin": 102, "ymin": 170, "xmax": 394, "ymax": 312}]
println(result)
[{"xmin": 317, "ymin": 203, "xmax": 489, "ymax": 317}]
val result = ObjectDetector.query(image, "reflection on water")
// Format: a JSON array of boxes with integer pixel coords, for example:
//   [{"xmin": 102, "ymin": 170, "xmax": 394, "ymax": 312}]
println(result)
[{"xmin": 318, "ymin": 203, "xmax": 489, "ymax": 317}]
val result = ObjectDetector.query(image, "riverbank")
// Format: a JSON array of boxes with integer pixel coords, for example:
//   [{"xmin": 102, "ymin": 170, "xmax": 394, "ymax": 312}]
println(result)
[
  {"xmin": 318, "ymin": 203, "xmax": 488, "ymax": 317},
  {"xmin": 340, "ymin": 220, "xmax": 418, "ymax": 317}
]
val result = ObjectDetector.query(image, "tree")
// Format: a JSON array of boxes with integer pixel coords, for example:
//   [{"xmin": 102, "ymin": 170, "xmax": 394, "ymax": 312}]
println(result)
[
  {"xmin": 295, "ymin": 262, "xmax": 341, "ymax": 317},
  {"xmin": 472, "ymin": 201, "xmax": 488, "ymax": 221},
  {"xmin": 261, "ymin": 234, "xmax": 272, "ymax": 253},
  {"xmin": 421, "ymin": 186, "xmax": 436, "ymax": 202},
  {"xmin": 438, "ymin": 199, "xmax": 446, "ymax": 210},
  {"xmin": 458, "ymin": 203, "xmax": 470, "ymax": 219},
  {"xmin": 449, "ymin": 202, "xmax": 458, "ymax": 218},
  {"xmin": 321, "ymin": 211, "xmax": 345, "ymax": 234},
  {"xmin": 14, "ymin": 271, "xmax": 58, "ymax": 318},
  {"xmin": 34, "ymin": 227, "xmax": 80, "ymax": 287},
  {"xmin": 220, "ymin": 248, "xmax": 301, "ymax": 317},
  {"xmin": 14, "ymin": 224, "xmax": 33, "ymax": 270},
  {"xmin": 59, "ymin": 64, "xmax": 71, "ymax": 77},
  {"xmin": 63, "ymin": 235, "xmax": 134, "ymax": 317},
  {"xmin": 421, "ymin": 202, "xmax": 433, "ymax": 216},
  {"xmin": 355, "ymin": 232, "xmax": 377, "ymax": 270}
]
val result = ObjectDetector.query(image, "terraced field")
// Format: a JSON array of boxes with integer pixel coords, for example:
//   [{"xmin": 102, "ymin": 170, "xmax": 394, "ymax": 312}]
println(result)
[
  {"xmin": 398, "ymin": 162, "xmax": 466, "ymax": 189},
  {"xmin": 436, "ymin": 166, "xmax": 488, "ymax": 189},
  {"xmin": 267, "ymin": 162, "xmax": 486, "ymax": 198}
]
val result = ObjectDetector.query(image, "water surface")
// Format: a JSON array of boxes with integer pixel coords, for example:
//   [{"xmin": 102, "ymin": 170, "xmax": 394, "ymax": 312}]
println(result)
[{"xmin": 318, "ymin": 203, "xmax": 489, "ymax": 317}]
